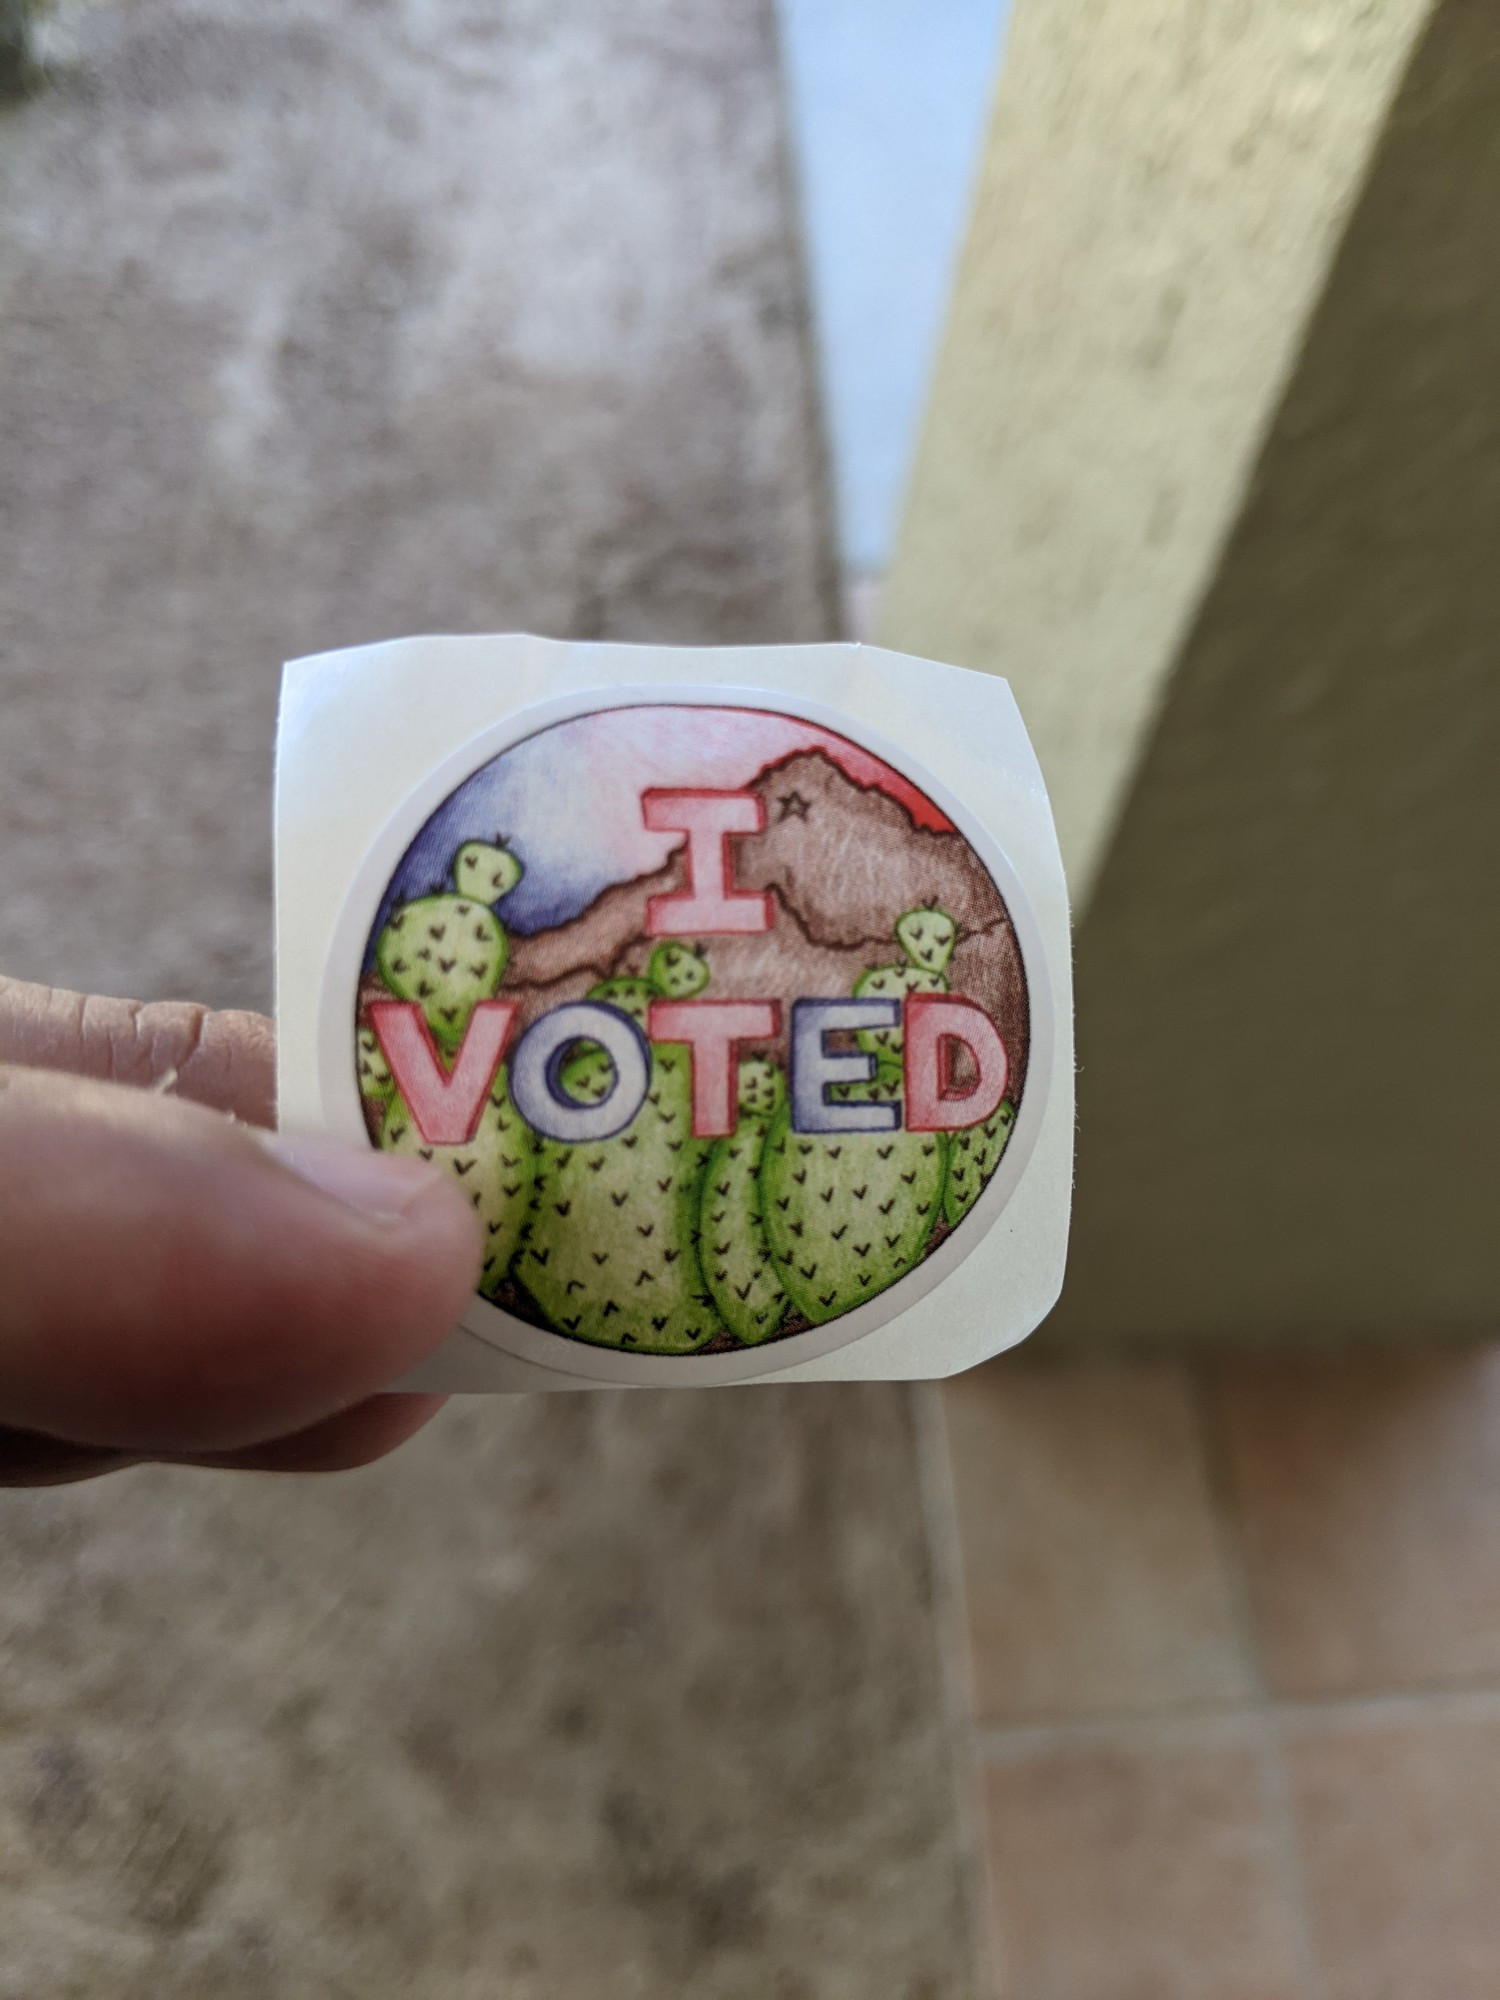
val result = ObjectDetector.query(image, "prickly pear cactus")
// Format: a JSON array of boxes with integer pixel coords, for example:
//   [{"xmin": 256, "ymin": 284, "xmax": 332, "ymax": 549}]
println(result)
[
  {"xmin": 356, "ymin": 1024, "xmax": 394, "ymax": 1105},
  {"xmin": 373, "ymin": 841, "xmax": 523, "ymax": 1050},
  {"xmin": 586, "ymin": 976, "xmax": 652, "ymax": 1027},
  {"xmin": 376, "ymin": 895, "xmax": 506, "ymax": 1049},
  {"xmin": 516, "ymin": 1037, "xmax": 722, "ymax": 1353},
  {"xmin": 454, "ymin": 839, "xmax": 523, "ymax": 904},
  {"xmin": 701, "ymin": 1058, "xmax": 790, "ymax": 1345},
  {"xmin": 895, "ymin": 907, "xmax": 957, "ymax": 976},
  {"xmin": 942, "ymin": 1098, "xmax": 1016, "ymax": 1228},
  {"xmin": 760, "ymin": 1065, "xmax": 945, "ymax": 1325},
  {"xmin": 852, "ymin": 905, "xmax": 956, "ymax": 1057},
  {"xmin": 852, "ymin": 962, "xmax": 947, "ymax": 1057},
  {"xmin": 647, "ymin": 940, "xmax": 711, "ymax": 999},
  {"xmin": 380, "ymin": 1073, "xmax": 535, "ymax": 1298}
]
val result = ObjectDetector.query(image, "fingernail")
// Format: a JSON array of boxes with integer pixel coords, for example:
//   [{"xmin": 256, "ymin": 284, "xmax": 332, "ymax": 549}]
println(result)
[{"xmin": 260, "ymin": 1133, "xmax": 443, "ymax": 1217}]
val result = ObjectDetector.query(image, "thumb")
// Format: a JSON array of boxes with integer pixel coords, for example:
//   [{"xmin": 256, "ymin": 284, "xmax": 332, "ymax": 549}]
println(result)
[{"xmin": 0, "ymin": 1066, "xmax": 481, "ymax": 1453}]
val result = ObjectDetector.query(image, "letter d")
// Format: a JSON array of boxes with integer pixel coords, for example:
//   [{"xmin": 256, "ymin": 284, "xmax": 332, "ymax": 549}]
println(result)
[{"xmin": 904, "ymin": 995, "xmax": 1009, "ymax": 1133}]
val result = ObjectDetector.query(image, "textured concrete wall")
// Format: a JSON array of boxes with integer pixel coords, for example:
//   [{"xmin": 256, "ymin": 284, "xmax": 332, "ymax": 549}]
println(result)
[
  {"xmin": 1054, "ymin": 0, "xmax": 1500, "ymax": 1345},
  {"xmin": 884, "ymin": 0, "xmax": 1500, "ymax": 1346},
  {"xmin": 0, "ymin": 5, "xmax": 979, "ymax": 1991},
  {"xmin": 880, "ymin": 0, "xmax": 1428, "ymax": 899}
]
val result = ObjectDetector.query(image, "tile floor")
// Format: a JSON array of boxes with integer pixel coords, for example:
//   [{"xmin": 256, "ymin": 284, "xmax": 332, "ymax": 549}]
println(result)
[{"xmin": 941, "ymin": 1345, "xmax": 1500, "ymax": 2000}]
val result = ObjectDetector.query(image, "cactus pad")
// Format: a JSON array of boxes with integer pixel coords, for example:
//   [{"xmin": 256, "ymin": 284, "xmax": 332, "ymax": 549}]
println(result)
[
  {"xmin": 380, "ymin": 1073, "xmax": 535, "ymax": 1297},
  {"xmin": 454, "ymin": 840, "xmax": 524, "ymax": 905},
  {"xmin": 356, "ymin": 1024, "xmax": 395, "ymax": 1103},
  {"xmin": 896, "ymin": 907, "xmax": 957, "ymax": 975},
  {"xmin": 942, "ymin": 1098, "xmax": 1016, "ymax": 1228},
  {"xmin": 760, "ymin": 1066, "xmax": 945, "ymax": 1324},
  {"xmin": 852, "ymin": 962, "xmax": 947, "ymax": 1057},
  {"xmin": 700, "ymin": 1061, "xmax": 790, "ymax": 1344},
  {"xmin": 735, "ymin": 1055, "xmax": 784, "ymax": 1120},
  {"xmin": 516, "ymin": 1043, "xmax": 722, "ymax": 1353},
  {"xmin": 586, "ymin": 977, "xmax": 652, "ymax": 1027},
  {"xmin": 647, "ymin": 941, "xmax": 711, "ymax": 999},
  {"xmin": 375, "ymin": 895, "xmax": 507, "ymax": 1049}
]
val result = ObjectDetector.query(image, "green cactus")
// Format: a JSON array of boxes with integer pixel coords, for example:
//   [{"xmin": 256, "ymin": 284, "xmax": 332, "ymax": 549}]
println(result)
[
  {"xmin": 942, "ymin": 1099, "xmax": 1016, "ymax": 1228},
  {"xmin": 586, "ymin": 976, "xmax": 652, "ymax": 1027},
  {"xmin": 852, "ymin": 962, "xmax": 947, "ymax": 1058},
  {"xmin": 896, "ymin": 906, "xmax": 957, "ymax": 976},
  {"xmin": 735, "ymin": 1054, "xmax": 783, "ymax": 1119},
  {"xmin": 701, "ymin": 1059, "xmax": 791, "ymax": 1345},
  {"xmin": 580, "ymin": 944, "xmax": 708, "ymax": 1036},
  {"xmin": 760, "ymin": 1064, "xmax": 945, "ymax": 1325},
  {"xmin": 369, "ymin": 837, "xmax": 530, "ymax": 1294},
  {"xmin": 851, "ymin": 905, "xmax": 958, "ymax": 1058},
  {"xmin": 647, "ymin": 940, "xmax": 711, "ymax": 999},
  {"xmin": 516, "ymin": 1032, "xmax": 722, "ymax": 1355},
  {"xmin": 380, "ymin": 1071, "xmax": 535, "ymax": 1298},
  {"xmin": 374, "ymin": 839, "xmax": 523, "ymax": 1051},
  {"xmin": 356, "ymin": 1023, "xmax": 395, "ymax": 1105},
  {"xmin": 454, "ymin": 839, "xmax": 523, "ymax": 904}
]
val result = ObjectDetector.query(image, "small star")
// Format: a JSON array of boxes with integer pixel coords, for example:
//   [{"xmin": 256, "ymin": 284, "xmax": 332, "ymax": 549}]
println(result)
[{"xmin": 776, "ymin": 790, "xmax": 811, "ymax": 821}]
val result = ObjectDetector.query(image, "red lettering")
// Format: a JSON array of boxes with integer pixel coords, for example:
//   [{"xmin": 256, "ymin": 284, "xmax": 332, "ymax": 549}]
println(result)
[
  {"xmin": 648, "ymin": 998, "xmax": 781, "ymax": 1137},
  {"xmin": 643, "ymin": 790, "xmax": 773, "ymax": 937},
  {"xmin": 370, "ymin": 999, "xmax": 520, "ymax": 1145},
  {"xmin": 904, "ymin": 995, "xmax": 1009, "ymax": 1133}
]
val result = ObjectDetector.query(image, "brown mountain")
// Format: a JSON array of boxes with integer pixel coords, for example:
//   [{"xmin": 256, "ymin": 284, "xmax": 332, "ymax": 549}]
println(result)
[{"xmin": 499, "ymin": 749, "xmax": 1030, "ymax": 1098}]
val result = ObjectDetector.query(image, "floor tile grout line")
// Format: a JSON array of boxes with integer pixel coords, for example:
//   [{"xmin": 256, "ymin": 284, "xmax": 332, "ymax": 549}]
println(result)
[
  {"xmin": 1190, "ymin": 1362, "xmax": 1329, "ymax": 2000},
  {"xmin": 970, "ymin": 1678, "xmax": 1500, "ymax": 1759},
  {"xmin": 912, "ymin": 1380, "xmax": 1001, "ymax": 2000}
]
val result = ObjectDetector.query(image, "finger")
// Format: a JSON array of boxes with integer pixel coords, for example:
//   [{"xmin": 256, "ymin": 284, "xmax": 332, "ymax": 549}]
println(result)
[
  {"xmin": 0, "ymin": 975, "xmax": 275, "ymax": 1127},
  {"xmin": 162, "ymin": 1393, "xmax": 446, "ymax": 1474},
  {"xmin": 0, "ymin": 1396, "xmax": 444, "ymax": 1487},
  {"xmin": 0, "ymin": 1425, "xmax": 143, "ymax": 1487},
  {"xmin": 0, "ymin": 1067, "xmax": 480, "ymax": 1454}
]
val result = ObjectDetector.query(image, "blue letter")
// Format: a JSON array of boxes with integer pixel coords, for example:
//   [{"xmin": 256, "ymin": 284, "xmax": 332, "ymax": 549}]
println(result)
[
  {"xmin": 789, "ymin": 998, "xmax": 901, "ymax": 1134},
  {"xmin": 509, "ymin": 1002, "xmax": 651, "ymax": 1143}
]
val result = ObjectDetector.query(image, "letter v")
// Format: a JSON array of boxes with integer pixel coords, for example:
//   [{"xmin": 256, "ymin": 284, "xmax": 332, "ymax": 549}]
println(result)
[{"xmin": 370, "ymin": 1000, "xmax": 520, "ymax": 1145}]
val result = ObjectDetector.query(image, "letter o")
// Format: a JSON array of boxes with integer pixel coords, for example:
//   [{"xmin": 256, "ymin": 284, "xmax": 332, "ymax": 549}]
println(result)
[{"xmin": 509, "ymin": 1001, "xmax": 652, "ymax": 1143}]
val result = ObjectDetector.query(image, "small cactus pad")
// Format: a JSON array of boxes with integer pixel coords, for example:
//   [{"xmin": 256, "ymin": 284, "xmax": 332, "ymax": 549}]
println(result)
[
  {"xmin": 454, "ymin": 840, "xmax": 524, "ymax": 904},
  {"xmin": 700, "ymin": 1061, "xmax": 790, "ymax": 1344},
  {"xmin": 517, "ymin": 1044, "xmax": 722, "ymax": 1354},
  {"xmin": 647, "ymin": 941, "xmax": 711, "ymax": 999},
  {"xmin": 852, "ymin": 962, "xmax": 947, "ymax": 1056},
  {"xmin": 737, "ymin": 1056, "xmax": 786, "ymax": 1121},
  {"xmin": 585, "ymin": 977, "xmax": 652, "ymax": 1027},
  {"xmin": 375, "ymin": 894, "xmax": 507, "ymax": 1048},
  {"xmin": 380, "ymin": 1073, "xmax": 535, "ymax": 1297},
  {"xmin": 760, "ymin": 1066, "xmax": 945, "ymax": 1325},
  {"xmin": 356, "ymin": 1024, "xmax": 395, "ymax": 1102},
  {"xmin": 896, "ymin": 907, "xmax": 957, "ymax": 975},
  {"xmin": 554, "ymin": 1041, "xmax": 618, "ymax": 1105},
  {"xmin": 943, "ymin": 1098, "xmax": 1016, "ymax": 1228}
]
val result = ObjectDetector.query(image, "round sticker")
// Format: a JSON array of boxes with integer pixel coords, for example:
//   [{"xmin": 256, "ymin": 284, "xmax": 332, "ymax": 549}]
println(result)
[{"xmin": 354, "ymin": 700, "xmax": 1034, "ymax": 1365}]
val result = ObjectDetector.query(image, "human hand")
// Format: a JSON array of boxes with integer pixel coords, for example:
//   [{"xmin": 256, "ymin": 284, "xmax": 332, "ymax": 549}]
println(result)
[{"xmin": 0, "ymin": 976, "xmax": 481, "ymax": 1485}]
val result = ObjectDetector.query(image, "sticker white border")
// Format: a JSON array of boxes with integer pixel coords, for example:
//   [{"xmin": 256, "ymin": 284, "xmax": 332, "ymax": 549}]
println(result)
[{"xmin": 316, "ymin": 682, "xmax": 1055, "ymax": 1385}]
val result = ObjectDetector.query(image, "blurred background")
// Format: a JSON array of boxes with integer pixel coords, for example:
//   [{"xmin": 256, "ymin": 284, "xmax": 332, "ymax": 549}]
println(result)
[{"xmin": 2, "ymin": 1, "xmax": 1498, "ymax": 1994}]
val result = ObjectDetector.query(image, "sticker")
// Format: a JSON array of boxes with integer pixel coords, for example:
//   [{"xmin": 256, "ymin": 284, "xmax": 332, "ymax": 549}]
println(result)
[{"xmin": 351, "ymin": 698, "xmax": 1036, "ymax": 1367}]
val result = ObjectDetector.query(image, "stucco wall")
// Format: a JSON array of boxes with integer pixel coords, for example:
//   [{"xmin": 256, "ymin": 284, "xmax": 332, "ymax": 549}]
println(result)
[
  {"xmin": 884, "ymin": 0, "xmax": 1500, "ymax": 1344},
  {"xmin": 880, "ymin": 0, "xmax": 1428, "ymax": 902}
]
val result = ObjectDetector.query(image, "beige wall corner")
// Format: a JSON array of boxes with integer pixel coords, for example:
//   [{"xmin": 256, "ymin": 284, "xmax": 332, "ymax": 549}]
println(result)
[
  {"xmin": 884, "ymin": 0, "xmax": 1500, "ymax": 1346},
  {"xmin": 879, "ymin": 0, "xmax": 1429, "ymax": 903}
]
